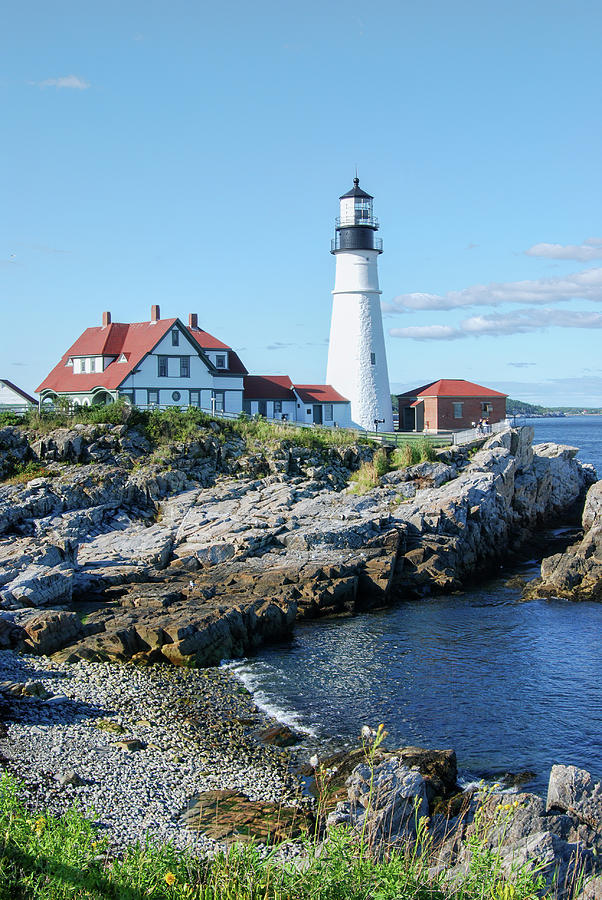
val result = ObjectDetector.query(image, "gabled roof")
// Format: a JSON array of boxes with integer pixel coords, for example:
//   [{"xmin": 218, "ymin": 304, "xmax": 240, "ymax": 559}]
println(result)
[
  {"xmin": 184, "ymin": 326, "xmax": 248, "ymax": 373},
  {"xmin": 294, "ymin": 384, "xmax": 349, "ymax": 404},
  {"xmin": 0, "ymin": 379, "xmax": 37, "ymax": 405},
  {"xmin": 36, "ymin": 316, "xmax": 247, "ymax": 394},
  {"xmin": 243, "ymin": 375, "xmax": 295, "ymax": 400},
  {"xmin": 398, "ymin": 379, "xmax": 507, "ymax": 399}
]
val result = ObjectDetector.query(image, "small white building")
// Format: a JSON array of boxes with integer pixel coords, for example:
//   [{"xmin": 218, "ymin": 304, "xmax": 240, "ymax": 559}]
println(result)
[
  {"xmin": 37, "ymin": 307, "xmax": 248, "ymax": 412},
  {"xmin": 243, "ymin": 376, "xmax": 351, "ymax": 427},
  {"xmin": 0, "ymin": 380, "xmax": 37, "ymax": 409}
]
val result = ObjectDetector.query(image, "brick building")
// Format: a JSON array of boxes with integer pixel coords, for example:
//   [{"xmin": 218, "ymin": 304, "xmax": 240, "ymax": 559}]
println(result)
[{"xmin": 397, "ymin": 379, "xmax": 507, "ymax": 433}]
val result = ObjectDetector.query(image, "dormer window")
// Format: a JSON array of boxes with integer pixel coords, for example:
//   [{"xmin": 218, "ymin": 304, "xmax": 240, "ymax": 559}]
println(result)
[
  {"xmin": 90, "ymin": 358, "xmax": 96, "ymax": 373},
  {"xmin": 66, "ymin": 358, "xmax": 73, "ymax": 367},
  {"xmin": 118, "ymin": 353, "xmax": 127, "ymax": 363},
  {"xmin": 216, "ymin": 354, "xmax": 226, "ymax": 369},
  {"xmin": 171, "ymin": 330, "xmax": 179, "ymax": 347}
]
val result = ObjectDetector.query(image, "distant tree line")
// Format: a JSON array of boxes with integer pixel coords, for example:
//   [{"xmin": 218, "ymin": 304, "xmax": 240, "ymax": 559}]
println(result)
[{"xmin": 507, "ymin": 398, "xmax": 602, "ymax": 415}]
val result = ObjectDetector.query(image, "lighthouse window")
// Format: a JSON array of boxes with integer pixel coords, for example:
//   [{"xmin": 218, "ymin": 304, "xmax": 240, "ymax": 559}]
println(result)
[{"xmin": 370, "ymin": 353, "xmax": 376, "ymax": 365}]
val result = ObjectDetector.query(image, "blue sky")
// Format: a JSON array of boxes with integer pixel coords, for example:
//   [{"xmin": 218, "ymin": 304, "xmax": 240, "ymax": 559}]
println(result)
[{"xmin": 2, "ymin": 0, "xmax": 602, "ymax": 406}]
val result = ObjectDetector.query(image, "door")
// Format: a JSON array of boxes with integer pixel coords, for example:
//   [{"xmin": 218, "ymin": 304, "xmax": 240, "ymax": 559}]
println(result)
[
  {"xmin": 257, "ymin": 400, "xmax": 267, "ymax": 417},
  {"xmin": 313, "ymin": 404, "xmax": 323, "ymax": 424}
]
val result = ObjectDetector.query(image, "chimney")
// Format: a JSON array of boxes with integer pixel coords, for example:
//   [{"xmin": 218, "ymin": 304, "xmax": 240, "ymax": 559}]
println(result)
[
  {"xmin": 188, "ymin": 313, "xmax": 198, "ymax": 330},
  {"xmin": 102, "ymin": 311, "xmax": 112, "ymax": 327},
  {"xmin": 151, "ymin": 304, "xmax": 160, "ymax": 323}
]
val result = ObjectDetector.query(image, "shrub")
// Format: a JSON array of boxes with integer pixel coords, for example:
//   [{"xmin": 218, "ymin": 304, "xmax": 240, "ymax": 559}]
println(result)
[
  {"xmin": 0, "ymin": 411, "xmax": 21, "ymax": 427},
  {"xmin": 372, "ymin": 448, "xmax": 390, "ymax": 477}
]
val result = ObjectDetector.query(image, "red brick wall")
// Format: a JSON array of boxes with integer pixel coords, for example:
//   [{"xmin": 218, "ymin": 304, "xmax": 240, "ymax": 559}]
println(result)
[{"xmin": 433, "ymin": 396, "xmax": 506, "ymax": 431}]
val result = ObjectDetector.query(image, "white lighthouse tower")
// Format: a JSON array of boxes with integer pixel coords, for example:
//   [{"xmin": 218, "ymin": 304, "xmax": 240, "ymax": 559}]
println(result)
[{"xmin": 326, "ymin": 178, "xmax": 393, "ymax": 432}]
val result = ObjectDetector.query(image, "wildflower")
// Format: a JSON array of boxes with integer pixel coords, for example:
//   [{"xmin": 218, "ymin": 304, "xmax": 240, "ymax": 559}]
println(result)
[
  {"xmin": 361, "ymin": 725, "xmax": 377, "ymax": 740},
  {"xmin": 34, "ymin": 816, "xmax": 46, "ymax": 836},
  {"xmin": 309, "ymin": 754, "xmax": 319, "ymax": 769},
  {"xmin": 164, "ymin": 872, "xmax": 176, "ymax": 886}
]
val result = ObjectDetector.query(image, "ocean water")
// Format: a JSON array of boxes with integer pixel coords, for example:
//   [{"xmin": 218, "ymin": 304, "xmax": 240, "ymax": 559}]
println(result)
[{"xmin": 227, "ymin": 417, "xmax": 602, "ymax": 793}]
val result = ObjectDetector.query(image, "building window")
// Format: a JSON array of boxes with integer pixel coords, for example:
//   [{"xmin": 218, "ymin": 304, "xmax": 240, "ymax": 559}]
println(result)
[
  {"xmin": 180, "ymin": 356, "xmax": 190, "ymax": 378},
  {"xmin": 370, "ymin": 352, "xmax": 376, "ymax": 365},
  {"xmin": 481, "ymin": 402, "xmax": 493, "ymax": 414},
  {"xmin": 212, "ymin": 390, "xmax": 225, "ymax": 412},
  {"xmin": 158, "ymin": 356, "xmax": 168, "ymax": 377},
  {"xmin": 453, "ymin": 402, "xmax": 463, "ymax": 419},
  {"xmin": 273, "ymin": 400, "xmax": 282, "ymax": 414},
  {"xmin": 119, "ymin": 391, "xmax": 134, "ymax": 404},
  {"xmin": 324, "ymin": 404, "xmax": 333, "ymax": 420},
  {"xmin": 306, "ymin": 408, "xmax": 312, "ymax": 415},
  {"xmin": 90, "ymin": 358, "xmax": 96, "ymax": 373},
  {"xmin": 190, "ymin": 390, "xmax": 200, "ymax": 407},
  {"xmin": 148, "ymin": 389, "xmax": 159, "ymax": 406},
  {"xmin": 171, "ymin": 330, "xmax": 179, "ymax": 347},
  {"xmin": 215, "ymin": 354, "xmax": 226, "ymax": 369},
  {"xmin": 172, "ymin": 391, "xmax": 181, "ymax": 401}
]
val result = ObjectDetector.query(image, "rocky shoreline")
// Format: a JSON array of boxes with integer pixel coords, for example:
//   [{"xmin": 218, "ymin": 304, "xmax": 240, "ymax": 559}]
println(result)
[
  {"xmin": 1, "ymin": 647, "xmax": 601, "ymax": 899},
  {"xmin": 0, "ymin": 421, "xmax": 598, "ymax": 666},
  {"xmin": 0, "ymin": 648, "xmax": 305, "ymax": 854},
  {"xmin": 0, "ymin": 419, "xmax": 601, "ymax": 895}
]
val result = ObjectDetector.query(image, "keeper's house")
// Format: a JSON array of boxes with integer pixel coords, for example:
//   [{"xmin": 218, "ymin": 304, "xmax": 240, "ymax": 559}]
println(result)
[
  {"xmin": 37, "ymin": 307, "xmax": 248, "ymax": 413},
  {"xmin": 37, "ymin": 308, "xmax": 352, "ymax": 426},
  {"xmin": 397, "ymin": 379, "xmax": 507, "ymax": 433}
]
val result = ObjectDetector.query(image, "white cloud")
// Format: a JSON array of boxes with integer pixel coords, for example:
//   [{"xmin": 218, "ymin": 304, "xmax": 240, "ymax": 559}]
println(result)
[
  {"xmin": 389, "ymin": 324, "xmax": 463, "ymax": 341},
  {"xmin": 37, "ymin": 75, "xmax": 90, "ymax": 90},
  {"xmin": 526, "ymin": 238, "xmax": 602, "ymax": 261},
  {"xmin": 389, "ymin": 307, "xmax": 602, "ymax": 341},
  {"xmin": 386, "ymin": 267, "xmax": 602, "ymax": 313}
]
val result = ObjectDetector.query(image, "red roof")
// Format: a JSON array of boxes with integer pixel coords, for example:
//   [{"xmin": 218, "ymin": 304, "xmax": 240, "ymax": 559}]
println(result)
[
  {"xmin": 187, "ymin": 327, "xmax": 230, "ymax": 351},
  {"xmin": 37, "ymin": 317, "xmax": 247, "ymax": 394},
  {"xmin": 398, "ymin": 379, "xmax": 507, "ymax": 399},
  {"xmin": 244, "ymin": 375, "xmax": 295, "ymax": 400},
  {"xmin": 294, "ymin": 384, "xmax": 348, "ymax": 403}
]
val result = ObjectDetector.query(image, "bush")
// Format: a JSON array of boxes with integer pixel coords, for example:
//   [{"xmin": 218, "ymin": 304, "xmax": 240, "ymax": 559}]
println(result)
[{"xmin": 0, "ymin": 411, "xmax": 21, "ymax": 427}]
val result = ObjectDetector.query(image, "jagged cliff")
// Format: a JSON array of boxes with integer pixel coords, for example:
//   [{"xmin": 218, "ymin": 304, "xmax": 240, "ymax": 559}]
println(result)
[{"xmin": 0, "ymin": 421, "xmax": 596, "ymax": 665}]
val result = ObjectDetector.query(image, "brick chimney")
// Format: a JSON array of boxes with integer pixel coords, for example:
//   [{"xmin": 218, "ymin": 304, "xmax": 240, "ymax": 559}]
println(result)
[
  {"xmin": 102, "ymin": 311, "xmax": 112, "ymax": 327},
  {"xmin": 151, "ymin": 304, "xmax": 160, "ymax": 323},
  {"xmin": 188, "ymin": 313, "xmax": 198, "ymax": 330}
]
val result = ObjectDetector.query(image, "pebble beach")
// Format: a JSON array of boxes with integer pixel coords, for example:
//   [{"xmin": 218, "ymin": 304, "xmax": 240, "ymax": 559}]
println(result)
[{"xmin": 0, "ymin": 649, "xmax": 301, "ymax": 854}]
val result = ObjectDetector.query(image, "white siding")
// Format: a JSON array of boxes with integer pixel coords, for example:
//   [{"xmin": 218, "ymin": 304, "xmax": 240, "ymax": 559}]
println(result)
[{"xmin": 0, "ymin": 383, "xmax": 34, "ymax": 406}]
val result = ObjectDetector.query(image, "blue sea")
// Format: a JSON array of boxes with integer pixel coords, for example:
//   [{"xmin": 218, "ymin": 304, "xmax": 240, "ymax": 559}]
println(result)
[{"xmin": 227, "ymin": 417, "xmax": 602, "ymax": 793}]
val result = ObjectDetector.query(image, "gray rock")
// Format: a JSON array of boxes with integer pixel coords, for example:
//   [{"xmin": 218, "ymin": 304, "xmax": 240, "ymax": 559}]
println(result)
[
  {"xmin": 328, "ymin": 757, "xmax": 429, "ymax": 845},
  {"xmin": 547, "ymin": 765, "xmax": 602, "ymax": 829}
]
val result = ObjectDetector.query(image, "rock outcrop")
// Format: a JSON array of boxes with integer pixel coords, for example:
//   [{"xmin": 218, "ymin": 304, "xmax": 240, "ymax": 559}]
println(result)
[
  {"xmin": 0, "ymin": 423, "xmax": 595, "ymax": 665},
  {"xmin": 325, "ymin": 755, "xmax": 602, "ymax": 899},
  {"xmin": 525, "ymin": 480, "xmax": 602, "ymax": 602}
]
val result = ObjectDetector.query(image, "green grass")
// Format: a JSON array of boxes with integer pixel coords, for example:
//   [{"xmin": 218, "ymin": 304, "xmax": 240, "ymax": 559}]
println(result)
[
  {"xmin": 0, "ymin": 772, "xmax": 551, "ymax": 900},
  {"xmin": 350, "ymin": 440, "xmax": 438, "ymax": 494},
  {"xmin": 10, "ymin": 404, "xmax": 375, "ymax": 455}
]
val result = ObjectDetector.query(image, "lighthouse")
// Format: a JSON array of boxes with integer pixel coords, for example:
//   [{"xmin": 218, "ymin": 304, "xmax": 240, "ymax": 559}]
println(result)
[{"xmin": 326, "ymin": 178, "xmax": 393, "ymax": 432}]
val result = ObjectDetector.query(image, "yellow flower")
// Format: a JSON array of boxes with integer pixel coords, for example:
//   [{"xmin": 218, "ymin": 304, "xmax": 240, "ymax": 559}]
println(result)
[
  {"xmin": 164, "ymin": 872, "xmax": 176, "ymax": 886},
  {"xmin": 34, "ymin": 816, "xmax": 46, "ymax": 836}
]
